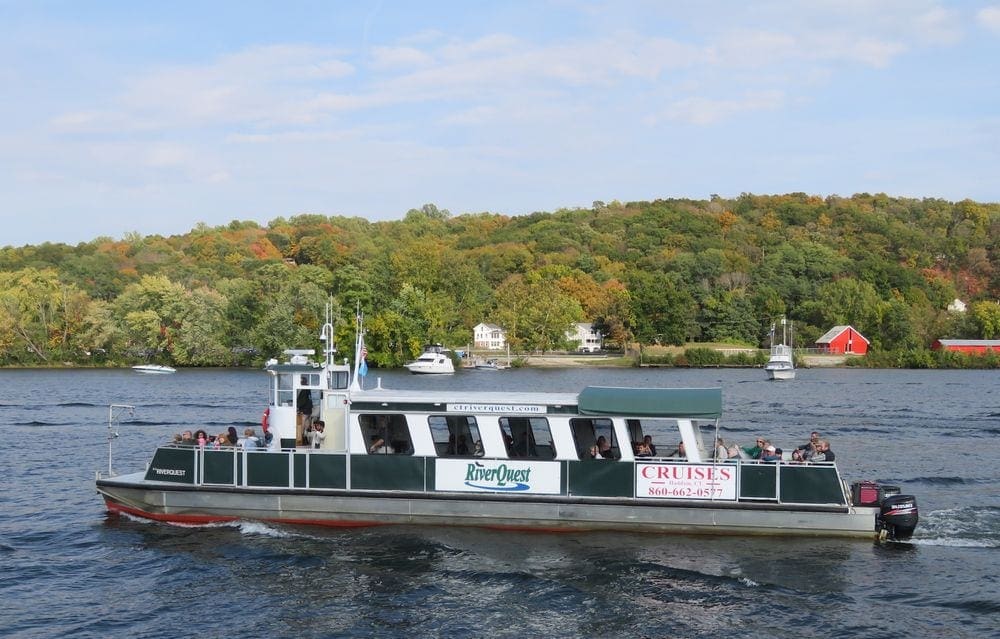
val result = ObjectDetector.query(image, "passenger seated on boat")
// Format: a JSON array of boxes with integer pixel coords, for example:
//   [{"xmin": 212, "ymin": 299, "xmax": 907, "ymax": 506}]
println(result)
[
  {"xmin": 369, "ymin": 436, "xmax": 393, "ymax": 455},
  {"xmin": 761, "ymin": 445, "xmax": 781, "ymax": 462},
  {"xmin": 238, "ymin": 428, "xmax": 261, "ymax": 450},
  {"xmin": 308, "ymin": 421, "xmax": 325, "ymax": 449},
  {"xmin": 665, "ymin": 441, "xmax": 686, "ymax": 459},
  {"xmin": 635, "ymin": 440, "xmax": 653, "ymax": 457},
  {"xmin": 714, "ymin": 437, "xmax": 728, "ymax": 461},
  {"xmin": 172, "ymin": 433, "xmax": 183, "ymax": 445},
  {"xmin": 214, "ymin": 433, "xmax": 230, "ymax": 448},
  {"xmin": 793, "ymin": 432, "xmax": 820, "ymax": 461},
  {"xmin": 742, "ymin": 438, "xmax": 766, "ymax": 459},
  {"xmin": 643, "ymin": 435, "xmax": 657, "ymax": 456},
  {"xmin": 502, "ymin": 432, "xmax": 514, "ymax": 456},
  {"xmin": 473, "ymin": 440, "xmax": 484, "ymax": 457},
  {"xmin": 596, "ymin": 436, "xmax": 616, "ymax": 460},
  {"xmin": 810, "ymin": 440, "xmax": 835, "ymax": 462},
  {"xmin": 227, "ymin": 427, "xmax": 239, "ymax": 447}
]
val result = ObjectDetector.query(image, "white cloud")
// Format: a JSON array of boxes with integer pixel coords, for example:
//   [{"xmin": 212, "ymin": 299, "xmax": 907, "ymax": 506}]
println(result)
[
  {"xmin": 978, "ymin": 6, "xmax": 1000, "ymax": 34},
  {"xmin": 370, "ymin": 45, "xmax": 434, "ymax": 69},
  {"xmin": 911, "ymin": 7, "xmax": 963, "ymax": 45},
  {"xmin": 659, "ymin": 90, "xmax": 787, "ymax": 125}
]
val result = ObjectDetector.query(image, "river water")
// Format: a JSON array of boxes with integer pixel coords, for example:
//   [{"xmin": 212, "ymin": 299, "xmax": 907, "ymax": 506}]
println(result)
[{"xmin": 0, "ymin": 367, "xmax": 997, "ymax": 638}]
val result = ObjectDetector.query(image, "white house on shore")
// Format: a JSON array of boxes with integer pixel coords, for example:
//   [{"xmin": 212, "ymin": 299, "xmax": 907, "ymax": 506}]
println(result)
[
  {"xmin": 473, "ymin": 323, "xmax": 507, "ymax": 350},
  {"xmin": 567, "ymin": 322, "xmax": 603, "ymax": 353}
]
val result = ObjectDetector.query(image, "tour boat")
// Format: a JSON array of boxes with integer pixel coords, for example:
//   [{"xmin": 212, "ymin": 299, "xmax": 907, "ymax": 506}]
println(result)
[
  {"xmin": 96, "ymin": 318, "xmax": 918, "ymax": 541},
  {"xmin": 404, "ymin": 344, "xmax": 455, "ymax": 374},
  {"xmin": 131, "ymin": 364, "xmax": 176, "ymax": 374},
  {"xmin": 765, "ymin": 316, "xmax": 795, "ymax": 380}
]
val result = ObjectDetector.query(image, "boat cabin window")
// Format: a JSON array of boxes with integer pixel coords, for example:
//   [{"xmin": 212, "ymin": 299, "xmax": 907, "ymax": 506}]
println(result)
[
  {"xmin": 627, "ymin": 418, "xmax": 680, "ymax": 457},
  {"xmin": 570, "ymin": 418, "xmax": 618, "ymax": 459},
  {"xmin": 274, "ymin": 374, "xmax": 294, "ymax": 407},
  {"xmin": 626, "ymin": 418, "xmax": 711, "ymax": 459},
  {"xmin": 300, "ymin": 373, "xmax": 321, "ymax": 388},
  {"xmin": 499, "ymin": 417, "xmax": 555, "ymax": 459},
  {"xmin": 327, "ymin": 370, "xmax": 349, "ymax": 390},
  {"xmin": 359, "ymin": 414, "xmax": 413, "ymax": 455},
  {"xmin": 428, "ymin": 415, "xmax": 481, "ymax": 457}
]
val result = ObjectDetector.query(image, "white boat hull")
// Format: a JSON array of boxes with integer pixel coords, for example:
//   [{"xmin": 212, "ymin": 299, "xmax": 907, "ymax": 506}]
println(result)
[
  {"xmin": 97, "ymin": 474, "xmax": 878, "ymax": 538},
  {"xmin": 132, "ymin": 365, "xmax": 176, "ymax": 374},
  {"xmin": 766, "ymin": 366, "xmax": 795, "ymax": 380},
  {"xmin": 405, "ymin": 362, "xmax": 455, "ymax": 374}
]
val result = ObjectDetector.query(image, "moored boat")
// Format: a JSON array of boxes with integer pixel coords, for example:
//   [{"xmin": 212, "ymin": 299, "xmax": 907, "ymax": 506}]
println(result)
[
  {"xmin": 131, "ymin": 364, "xmax": 176, "ymax": 374},
  {"xmin": 765, "ymin": 317, "xmax": 795, "ymax": 380},
  {"xmin": 404, "ymin": 344, "xmax": 455, "ymax": 374},
  {"xmin": 97, "ymin": 318, "xmax": 918, "ymax": 541},
  {"xmin": 474, "ymin": 358, "xmax": 508, "ymax": 370}
]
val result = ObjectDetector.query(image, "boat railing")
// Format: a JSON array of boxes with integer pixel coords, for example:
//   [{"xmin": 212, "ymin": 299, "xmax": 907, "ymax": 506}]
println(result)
[{"xmin": 147, "ymin": 446, "xmax": 848, "ymax": 506}]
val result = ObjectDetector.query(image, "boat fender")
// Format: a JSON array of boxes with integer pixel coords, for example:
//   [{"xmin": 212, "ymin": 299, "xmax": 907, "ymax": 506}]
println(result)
[{"xmin": 261, "ymin": 407, "xmax": 270, "ymax": 433}]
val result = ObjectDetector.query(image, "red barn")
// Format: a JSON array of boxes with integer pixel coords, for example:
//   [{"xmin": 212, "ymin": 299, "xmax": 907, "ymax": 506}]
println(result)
[
  {"xmin": 815, "ymin": 325, "xmax": 870, "ymax": 355},
  {"xmin": 931, "ymin": 339, "xmax": 1000, "ymax": 354}
]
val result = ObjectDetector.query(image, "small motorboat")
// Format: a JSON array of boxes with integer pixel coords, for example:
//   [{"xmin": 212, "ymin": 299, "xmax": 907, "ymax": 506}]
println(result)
[{"xmin": 131, "ymin": 364, "xmax": 177, "ymax": 375}]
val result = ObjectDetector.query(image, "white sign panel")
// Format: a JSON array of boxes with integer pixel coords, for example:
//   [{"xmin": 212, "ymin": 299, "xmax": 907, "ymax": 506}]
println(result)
[
  {"xmin": 435, "ymin": 459, "xmax": 561, "ymax": 494},
  {"xmin": 636, "ymin": 463, "xmax": 737, "ymax": 501},
  {"xmin": 447, "ymin": 403, "xmax": 546, "ymax": 414}
]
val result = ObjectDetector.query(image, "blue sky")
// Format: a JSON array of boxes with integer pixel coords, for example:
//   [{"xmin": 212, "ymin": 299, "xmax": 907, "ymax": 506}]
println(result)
[{"xmin": 2, "ymin": 1, "xmax": 999, "ymax": 247}]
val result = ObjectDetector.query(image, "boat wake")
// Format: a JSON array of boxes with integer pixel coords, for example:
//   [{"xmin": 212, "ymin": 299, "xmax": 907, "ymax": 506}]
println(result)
[
  {"xmin": 119, "ymin": 511, "xmax": 324, "ymax": 540},
  {"xmin": 909, "ymin": 507, "xmax": 1000, "ymax": 548}
]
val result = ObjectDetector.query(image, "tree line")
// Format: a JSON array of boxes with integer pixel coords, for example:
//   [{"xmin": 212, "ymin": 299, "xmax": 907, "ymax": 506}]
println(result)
[{"xmin": 1, "ymin": 194, "xmax": 998, "ymax": 368}]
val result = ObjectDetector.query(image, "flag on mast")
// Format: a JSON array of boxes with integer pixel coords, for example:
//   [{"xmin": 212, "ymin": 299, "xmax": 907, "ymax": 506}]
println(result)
[{"xmin": 359, "ymin": 339, "xmax": 368, "ymax": 377}]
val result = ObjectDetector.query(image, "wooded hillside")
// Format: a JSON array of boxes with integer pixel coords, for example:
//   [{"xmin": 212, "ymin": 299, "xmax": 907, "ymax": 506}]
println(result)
[{"xmin": 2, "ymin": 193, "xmax": 998, "ymax": 367}]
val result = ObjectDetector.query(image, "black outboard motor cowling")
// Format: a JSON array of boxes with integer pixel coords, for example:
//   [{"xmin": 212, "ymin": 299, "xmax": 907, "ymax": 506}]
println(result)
[{"xmin": 877, "ymin": 494, "xmax": 919, "ymax": 541}]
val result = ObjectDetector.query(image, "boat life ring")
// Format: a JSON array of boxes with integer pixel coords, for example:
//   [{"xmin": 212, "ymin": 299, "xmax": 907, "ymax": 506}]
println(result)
[{"xmin": 261, "ymin": 407, "xmax": 270, "ymax": 432}]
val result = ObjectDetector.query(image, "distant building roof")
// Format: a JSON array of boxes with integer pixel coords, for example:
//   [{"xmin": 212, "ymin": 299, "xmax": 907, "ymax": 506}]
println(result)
[
  {"xmin": 934, "ymin": 339, "xmax": 1000, "ymax": 347},
  {"xmin": 815, "ymin": 325, "xmax": 871, "ymax": 345}
]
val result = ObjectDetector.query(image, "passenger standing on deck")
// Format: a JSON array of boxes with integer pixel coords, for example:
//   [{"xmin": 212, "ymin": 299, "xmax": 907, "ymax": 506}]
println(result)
[{"xmin": 297, "ymin": 381, "xmax": 313, "ymax": 444}]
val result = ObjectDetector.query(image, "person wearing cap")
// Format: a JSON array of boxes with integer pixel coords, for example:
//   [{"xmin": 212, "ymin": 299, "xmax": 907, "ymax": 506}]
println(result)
[{"xmin": 761, "ymin": 444, "xmax": 781, "ymax": 462}]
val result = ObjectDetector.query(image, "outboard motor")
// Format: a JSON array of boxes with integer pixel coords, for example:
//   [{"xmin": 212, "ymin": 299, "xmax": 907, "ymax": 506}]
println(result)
[{"xmin": 876, "ymin": 494, "xmax": 919, "ymax": 541}]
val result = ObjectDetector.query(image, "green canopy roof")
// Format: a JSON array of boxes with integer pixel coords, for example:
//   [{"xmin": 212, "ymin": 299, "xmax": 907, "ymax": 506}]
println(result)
[{"xmin": 577, "ymin": 386, "xmax": 722, "ymax": 419}]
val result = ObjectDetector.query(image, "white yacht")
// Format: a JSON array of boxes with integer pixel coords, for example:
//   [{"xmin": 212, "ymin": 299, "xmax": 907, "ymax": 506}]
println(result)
[
  {"xmin": 404, "ymin": 344, "xmax": 455, "ymax": 374},
  {"xmin": 765, "ymin": 317, "xmax": 795, "ymax": 380}
]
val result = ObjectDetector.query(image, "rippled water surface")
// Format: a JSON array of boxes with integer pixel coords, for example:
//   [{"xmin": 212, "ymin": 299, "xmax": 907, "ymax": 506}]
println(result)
[{"xmin": 1, "ymin": 367, "xmax": 998, "ymax": 638}]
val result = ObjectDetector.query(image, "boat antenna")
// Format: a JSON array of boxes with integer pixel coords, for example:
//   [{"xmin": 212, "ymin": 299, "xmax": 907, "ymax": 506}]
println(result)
[{"xmin": 106, "ymin": 403, "xmax": 135, "ymax": 477}]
